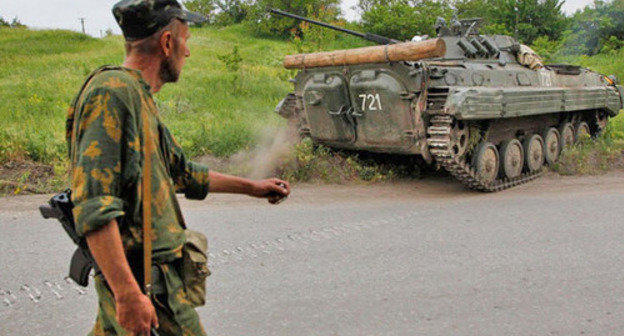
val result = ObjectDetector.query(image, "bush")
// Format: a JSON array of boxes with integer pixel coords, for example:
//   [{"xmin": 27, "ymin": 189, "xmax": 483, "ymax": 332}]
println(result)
[
  {"xmin": 600, "ymin": 36, "xmax": 623, "ymax": 54},
  {"xmin": 0, "ymin": 16, "xmax": 26, "ymax": 28},
  {"xmin": 216, "ymin": 45, "xmax": 243, "ymax": 92},
  {"xmin": 531, "ymin": 35, "xmax": 562, "ymax": 63}
]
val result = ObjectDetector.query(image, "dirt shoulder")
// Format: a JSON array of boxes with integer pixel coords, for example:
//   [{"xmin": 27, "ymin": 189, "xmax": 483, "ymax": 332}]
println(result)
[
  {"xmin": 2, "ymin": 171, "xmax": 623, "ymax": 214},
  {"xmin": 0, "ymin": 161, "xmax": 56, "ymax": 195}
]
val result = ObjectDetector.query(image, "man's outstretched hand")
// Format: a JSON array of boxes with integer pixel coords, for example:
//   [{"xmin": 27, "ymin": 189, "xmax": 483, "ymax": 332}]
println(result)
[
  {"xmin": 208, "ymin": 172, "xmax": 290, "ymax": 204},
  {"xmin": 250, "ymin": 178, "xmax": 290, "ymax": 204}
]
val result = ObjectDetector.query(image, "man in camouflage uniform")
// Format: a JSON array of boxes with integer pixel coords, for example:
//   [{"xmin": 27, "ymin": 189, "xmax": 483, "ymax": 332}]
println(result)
[{"xmin": 67, "ymin": 1, "xmax": 290, "ymax": 335}]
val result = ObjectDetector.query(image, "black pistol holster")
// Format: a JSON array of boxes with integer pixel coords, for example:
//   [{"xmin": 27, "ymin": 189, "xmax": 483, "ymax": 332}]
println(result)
[{"xmin": 39, "ymin": 190, "xmax": 99, "ymax": 287}]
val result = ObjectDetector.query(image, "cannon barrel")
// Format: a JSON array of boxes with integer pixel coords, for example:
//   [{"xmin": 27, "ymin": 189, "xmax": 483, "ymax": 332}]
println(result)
[{"xmin": 269, "ymin": 8, "xmax": 399, "ymax": 45}]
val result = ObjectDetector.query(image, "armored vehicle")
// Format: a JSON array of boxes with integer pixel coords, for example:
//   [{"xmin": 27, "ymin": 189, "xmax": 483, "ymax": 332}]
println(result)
[{"xmin": 273, "ymin": 10, "xmax": 624, "ymax": 191}]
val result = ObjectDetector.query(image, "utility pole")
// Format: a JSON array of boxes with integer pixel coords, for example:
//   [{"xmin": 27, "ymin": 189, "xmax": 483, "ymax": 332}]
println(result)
[{"xmin": 78, "ymin": 17, "xmax": 86, "ymax": 34}]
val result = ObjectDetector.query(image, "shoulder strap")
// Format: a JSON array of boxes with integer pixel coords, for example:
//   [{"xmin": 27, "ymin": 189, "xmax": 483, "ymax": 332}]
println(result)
[
  {"xmin": 69, "ymin": 65, "xmax": 154, "ymax": 295},
  {"xmin": 93, "ymin": 66, "xmax": 153, "ymax": 296},
  {"xmin": 140, "ymin": 96, "xmax": 154, "ymax": 296}
]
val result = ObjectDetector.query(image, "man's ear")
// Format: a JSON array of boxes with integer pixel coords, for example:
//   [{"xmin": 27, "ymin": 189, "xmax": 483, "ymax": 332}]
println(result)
[{"xmin": 160, "ymin": 30, "xmax": 173, "ymax": 57}]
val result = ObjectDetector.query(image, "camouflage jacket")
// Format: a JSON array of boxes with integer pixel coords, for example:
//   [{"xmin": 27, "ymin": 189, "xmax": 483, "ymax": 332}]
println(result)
[{"xmin": 67, "ymin": 66, "xmax": 210, "ymax": 263}]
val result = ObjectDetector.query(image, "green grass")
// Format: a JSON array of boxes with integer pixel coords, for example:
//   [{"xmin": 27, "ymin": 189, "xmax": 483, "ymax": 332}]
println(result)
[{"xmin": 0, "ymin": 25, "xmax": 299, "ymax": 164}]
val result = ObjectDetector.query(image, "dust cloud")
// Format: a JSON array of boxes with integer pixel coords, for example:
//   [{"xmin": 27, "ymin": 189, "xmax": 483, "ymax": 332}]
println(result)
[{"xmin": 231, "ymin": 125, "xmax": 299, "ymax": 180}]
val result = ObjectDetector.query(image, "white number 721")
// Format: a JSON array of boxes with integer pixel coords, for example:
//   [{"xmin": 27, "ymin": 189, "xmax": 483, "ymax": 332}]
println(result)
[{"xmin": 359, "ymin": 93, "xmax": 383, "ymax": 111}]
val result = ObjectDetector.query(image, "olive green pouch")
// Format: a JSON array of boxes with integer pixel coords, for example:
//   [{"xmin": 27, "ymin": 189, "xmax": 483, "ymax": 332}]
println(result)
[{"xmin": 182, "ymin": 229, "xmax": 211, "ymax": 307}]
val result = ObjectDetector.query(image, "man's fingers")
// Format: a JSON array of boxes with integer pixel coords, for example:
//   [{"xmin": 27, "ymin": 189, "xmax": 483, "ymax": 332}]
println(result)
[
  {"xmin": 118, "ymin": 313, "xmax": 153, "ymax": 335},
  {"xmin": 131, "ymin": 322, "xmax": 150, "ymax": 335},
  {"xmin": 271, "ymin": 180, "xmax": 290, "ymax": 196},
  {"xmin": 139, "ymin": 321, "xmax": 152, "ymax": 335},
  {"xmin": 278, "ymin": 180, "xmax": 290, "ymax": 194}
]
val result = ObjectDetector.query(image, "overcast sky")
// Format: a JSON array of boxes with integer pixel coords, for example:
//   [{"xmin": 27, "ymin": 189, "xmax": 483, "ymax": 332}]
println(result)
[{"xmin": 0, "ymin": 0, "xmax": 593, "ymax": 37}]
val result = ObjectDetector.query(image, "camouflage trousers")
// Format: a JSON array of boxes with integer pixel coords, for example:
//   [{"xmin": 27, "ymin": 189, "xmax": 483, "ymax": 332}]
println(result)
[{"xmin": 88, "ymin": 262, "xmax": 207, "ymax": 336}]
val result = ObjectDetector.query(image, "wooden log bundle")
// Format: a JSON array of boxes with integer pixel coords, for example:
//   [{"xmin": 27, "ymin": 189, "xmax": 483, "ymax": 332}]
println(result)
[{"xmin": 284, "ymin": 38, "xmax": 447, "ymax": 69}]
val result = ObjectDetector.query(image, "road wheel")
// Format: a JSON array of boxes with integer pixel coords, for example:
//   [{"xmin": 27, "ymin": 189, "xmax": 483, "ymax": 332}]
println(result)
[
  {"xmin": 542, "ymin": 128, "xmax": 561, "ymax": 165},
  {"xmin": 499, "ymin": 139, "xmax": 524, "ymax": 179},
  {"xmin": 523, "ymin": 134, "xmax": 545, "ymax": 173},
  {"xmin": 472, "ymin": 142, "xmax": 499, "ymax": 184},
  {"xmin": 450, "ymin": 120, "xmax": 469, "ymax": 157},
  {"xmin": 575, "ymin": 121, "xmax": 591, "ymax": 142},
  {"xmin": 559, "ymin": 122, "xmax": 575, "ymax": 151}
]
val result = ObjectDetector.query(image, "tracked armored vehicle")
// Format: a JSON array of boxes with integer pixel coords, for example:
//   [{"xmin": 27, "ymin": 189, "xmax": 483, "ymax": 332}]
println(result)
[{"xmin": 273, "ymin": 10, "xmax": 624, "ymax": 191}]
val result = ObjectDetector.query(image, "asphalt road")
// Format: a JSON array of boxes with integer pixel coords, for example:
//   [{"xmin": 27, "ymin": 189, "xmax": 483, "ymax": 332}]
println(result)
[{"xmin": 1, "ymin": 172, "xmax": 624, "ymax": 336}]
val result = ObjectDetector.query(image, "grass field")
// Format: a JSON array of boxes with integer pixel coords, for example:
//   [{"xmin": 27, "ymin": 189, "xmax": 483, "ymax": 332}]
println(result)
[
  {"xmin": 0, "ymin": 26, "xmax": 622, "ymax": 193},
  {"xmin": 0, "ymin": 25, "xmax": 301, "ymax": 165}
]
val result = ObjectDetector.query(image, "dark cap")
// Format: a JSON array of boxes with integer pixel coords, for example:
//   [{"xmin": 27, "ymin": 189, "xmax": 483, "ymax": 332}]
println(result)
[{"xmin": 113, "ymin": 0, "xmax": 207, "ymax": 41}]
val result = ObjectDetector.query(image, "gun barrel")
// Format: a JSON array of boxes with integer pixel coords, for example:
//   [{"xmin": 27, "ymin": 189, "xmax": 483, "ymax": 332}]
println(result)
[
  {"xmin": 284, "ymin": 38, "xmax": 447, "ymax": 69},
  {"xmin": 269, "ymin": 8, "xmax": 397, "ymax": 45}
]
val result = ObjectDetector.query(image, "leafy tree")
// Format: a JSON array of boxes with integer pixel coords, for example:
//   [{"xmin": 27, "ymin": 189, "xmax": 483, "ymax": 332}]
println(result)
[
  {"xmin": 214, "ymin": 0, "xmax": 253, "ymax": 25},
  {"xmin": 483, "ymin": 0, "xmax": 567, "ymax": 44},
  {"xmin": 562, "ymin": 0, "xmax": 624, "ymax": 55},
  {"xmin": 453, "ymin": 0, "xmax": 489, "ymax": 18},
  {"xmin": 184, "ymin": 0, "xmax": 253, "ymax": 25},
  {"xmin": 359, "ymin": 0, "xmax": 453, "ymax": 41},
  {"xmin": 0, "ymin": 16, "xmax": 9, "ymax": 27},
  {"xmin": 248, "ymin": 0, "xmax": 341, "ymax": 38},
  {"xmin": 184, "ymin": 0, "xmax": 217, "ymax": 20},
  {"xmin": 290, "ymin": 7, "xmax": 342, "ymax": 53}
]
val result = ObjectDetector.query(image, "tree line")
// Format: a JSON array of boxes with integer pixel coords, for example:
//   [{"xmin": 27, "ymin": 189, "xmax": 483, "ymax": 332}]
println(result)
[
  {"xmin": 184, "ymin": 0, "xmax": 623, "ymax": 58},
  {"xmin": 0, "ymin": 16, "xmax": 26, "ymax": 28},
  {"xmin": 358, "ymin": 0, "xmax": 624, "ymax": 57}
]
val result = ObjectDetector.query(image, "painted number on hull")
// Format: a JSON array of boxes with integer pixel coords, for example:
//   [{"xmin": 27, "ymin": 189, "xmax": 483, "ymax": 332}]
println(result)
[{"xmin": 359, "ymin": 93, "xmax": 383, "ymax": 112}]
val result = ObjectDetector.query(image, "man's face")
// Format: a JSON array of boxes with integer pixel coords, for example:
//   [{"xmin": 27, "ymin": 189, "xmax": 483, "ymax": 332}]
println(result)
[{"xmin": 160, "ymin": 21, "xmax": 190, "ymax": 83}]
